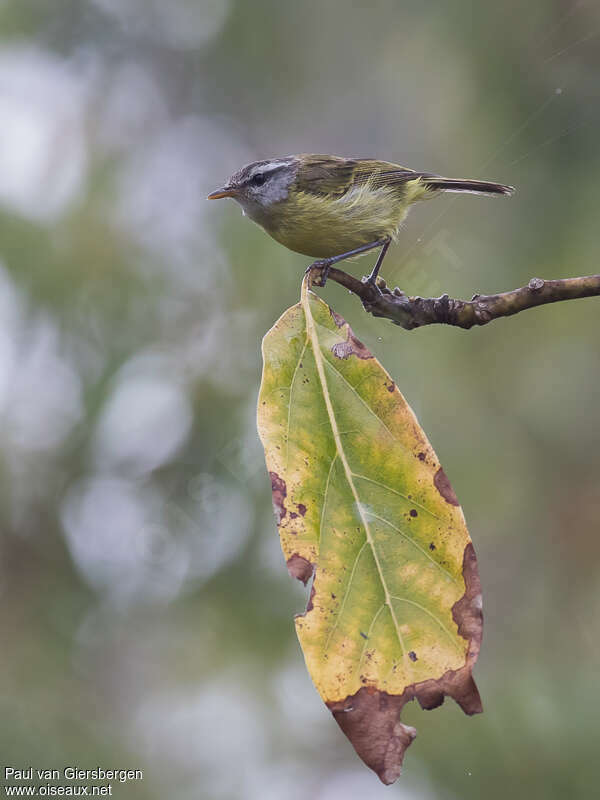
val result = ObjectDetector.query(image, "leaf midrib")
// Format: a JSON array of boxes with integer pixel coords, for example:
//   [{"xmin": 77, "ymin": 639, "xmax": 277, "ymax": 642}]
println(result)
[{"xmin": 301, "ymin": 287, "xmax": 410, "ymax": 668}]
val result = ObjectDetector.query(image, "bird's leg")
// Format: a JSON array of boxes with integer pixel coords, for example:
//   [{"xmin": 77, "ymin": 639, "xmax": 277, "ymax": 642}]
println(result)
[
  {"xmin": 307, "ymin": 238, "xmax": 390, "ymax": 287},
  {"xmin": 365, "ymin": 238, "xmax": 391, "ymax": 286}
]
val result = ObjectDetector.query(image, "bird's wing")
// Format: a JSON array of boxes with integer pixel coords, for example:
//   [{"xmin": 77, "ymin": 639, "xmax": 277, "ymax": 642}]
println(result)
[{"xmin": 293, "ymin": 155, "xmax": 438, "ymax": 198}]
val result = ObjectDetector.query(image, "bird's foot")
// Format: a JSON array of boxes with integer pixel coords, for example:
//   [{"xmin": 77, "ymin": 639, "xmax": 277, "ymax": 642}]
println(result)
[
  {"xmin": 305, "ymin": 259, "xmax": 332, "ymax": 287},
  {"xmin": 361, "ymin": 273, "xmax": 385, "ymax": 291}
]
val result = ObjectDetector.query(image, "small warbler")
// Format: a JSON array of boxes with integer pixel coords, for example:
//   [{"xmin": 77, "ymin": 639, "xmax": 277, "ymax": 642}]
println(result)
[{"xmin": 208, "ymin": 154, "xmax": 514, "ymax": 284}]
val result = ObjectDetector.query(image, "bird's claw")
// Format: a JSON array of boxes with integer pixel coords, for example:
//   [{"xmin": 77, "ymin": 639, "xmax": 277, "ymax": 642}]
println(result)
[
  {"xmin": 362, "ymin": 273, "xmax": 385, "ymax": 290},
  {"xmin": 306, "ymin": 259, "xmax": 331, "ymax": 287}
]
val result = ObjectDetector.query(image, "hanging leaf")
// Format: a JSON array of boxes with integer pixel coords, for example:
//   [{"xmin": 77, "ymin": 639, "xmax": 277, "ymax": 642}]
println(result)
[{"xmin": 257, "ymin": 278, "xmax": 483, "ymax": 784}]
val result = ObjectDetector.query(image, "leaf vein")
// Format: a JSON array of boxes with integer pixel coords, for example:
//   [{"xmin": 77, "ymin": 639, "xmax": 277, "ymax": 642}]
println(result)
[
  {"xmin": 285, "ymin": 337, "xmax": 309, "ymax": 471},
  {"xmin": 356, "ymin": 603, "xmax": 386, "ymax": 674},
  {"xmin": 389, "ymin": 595, "xmax": 463, "ymax": 652},
  {"xmin": 323, "ymin": 357, "xmax": 398, "ymax": 443},
  {"xmin": 324, "ymin": 538, "xmax": 368, "ymax": 650},
  {"xmin": 351, "ymin": 472, "xmax": 440, "ymax": 520},
  {"xmin": 319, "ymin": 453, "xmax": 338, "ymax": 545},
  {"xmin": 363, "ymin": 510, "xmax": 459, "ymax": 584}
]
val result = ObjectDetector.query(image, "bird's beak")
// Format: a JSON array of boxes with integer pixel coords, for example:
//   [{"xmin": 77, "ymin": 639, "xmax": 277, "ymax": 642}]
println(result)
[{"xmin": 207, "ymin": 185, "xmax": 238, "ymax": 200}]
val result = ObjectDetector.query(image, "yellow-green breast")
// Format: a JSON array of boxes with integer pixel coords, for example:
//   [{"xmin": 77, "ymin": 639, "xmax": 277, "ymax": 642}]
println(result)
[{"xmin": 255, "ymin": 179, "xmax": 430, "ymax": 258}]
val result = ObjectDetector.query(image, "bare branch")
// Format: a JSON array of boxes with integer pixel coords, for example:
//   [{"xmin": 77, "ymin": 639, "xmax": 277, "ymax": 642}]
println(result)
[{"xmin": 308, "ymin": 266, "xmax": 600, "ymax": 331}]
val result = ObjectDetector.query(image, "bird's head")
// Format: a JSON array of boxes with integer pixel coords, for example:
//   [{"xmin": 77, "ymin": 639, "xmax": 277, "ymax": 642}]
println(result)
[{"xmin": 207, "ymin": 158, "xmax": 297, "ymax": 212}]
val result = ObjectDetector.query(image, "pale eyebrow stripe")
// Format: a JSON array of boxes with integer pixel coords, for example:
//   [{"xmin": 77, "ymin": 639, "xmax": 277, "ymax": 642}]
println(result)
[{"xmin": 250, "ymin": 160, "xmax": 291, "ymax": 178}]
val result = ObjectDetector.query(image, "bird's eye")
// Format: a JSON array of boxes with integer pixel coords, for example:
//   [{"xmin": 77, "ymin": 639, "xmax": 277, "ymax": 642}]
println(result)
[{"xmin": 251, "ymin": 172, "xmax": 266, "ymax": 186}]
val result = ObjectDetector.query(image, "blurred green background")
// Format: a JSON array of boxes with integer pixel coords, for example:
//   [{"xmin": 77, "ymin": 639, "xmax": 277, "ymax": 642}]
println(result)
[{"xmin": 0, "ymin": 1, "xmax": 599, "ymax": 798}]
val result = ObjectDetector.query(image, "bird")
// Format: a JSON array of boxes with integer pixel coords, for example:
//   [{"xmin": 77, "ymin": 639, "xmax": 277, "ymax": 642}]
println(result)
[{"xmin": 207, "ymin": 154, "xmax": 514, "ymax": 284}]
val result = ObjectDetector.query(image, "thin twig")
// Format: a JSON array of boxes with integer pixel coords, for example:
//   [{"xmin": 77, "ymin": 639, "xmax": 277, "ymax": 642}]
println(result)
[{"xmin": 308, "ymin": 266, "xmax": 600, "ymax": 331}]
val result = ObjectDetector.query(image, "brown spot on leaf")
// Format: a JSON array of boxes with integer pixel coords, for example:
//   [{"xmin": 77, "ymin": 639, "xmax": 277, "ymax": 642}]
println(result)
[
  {"xmin": 269, "ymin": 471, "xmax": 287, "ymax": 524},
  {"xmin": 429, "ymin": 542, "xmax": 436, "ymax": 551},
  {"xmin": 418, "ymin": 452, "xmax": 426, "ymax": 462},
  {"xmin": 306, "ymin": 581, "xmax": 316, "ymax": 612},
  {"xmin": 286, "ymin": 553, "xmax": 314, "ymax": 586},
  {"xmin": 328, "ymin": 689, "xmax": 417, "ymax": 785},
  {"xmin": 296, "ymin": 503, "xmax": 307, "ymax": 516},
  {"xmin": 409, "ymin": 541, "xmax": 483, "ymax": 716},
  {"xmin": 330, "ymin": 309, "xmax": 346, "ymax": 328},
  {"xmin": 387, "ymin": 382, "xmax": 395, "ymax": 392},
  {"xmin": 289, "ymin": 511, "xmax": 298, "ymax": 519},
  {"xmin": 328, "ymin": 542, "xmax": 482, "ymax": 785},
  {"xmin": 434, "ymin": 467, "xmax": 459, "ymax": 506},
  {"xmin": 409, "ymin": 509, "xmax": 418, "ymax": 518},
  {"xmin": 330, "ymin": 315, "xmax": 374, "ymax": 360},
  {"xmin": 452, "ymin": 542, "xmax": 483, "ymax": 671}
]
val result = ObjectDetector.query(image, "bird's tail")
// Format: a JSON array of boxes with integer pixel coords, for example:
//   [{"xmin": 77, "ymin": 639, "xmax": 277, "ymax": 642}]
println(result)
[{"xmin": 423, "ymin": 178, "xmax": 515, "ymax": 197}]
